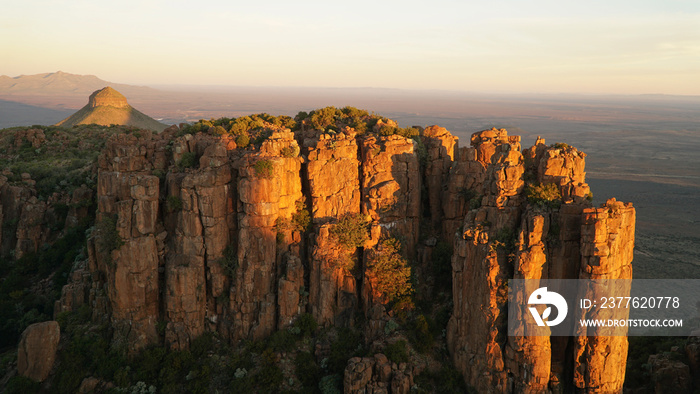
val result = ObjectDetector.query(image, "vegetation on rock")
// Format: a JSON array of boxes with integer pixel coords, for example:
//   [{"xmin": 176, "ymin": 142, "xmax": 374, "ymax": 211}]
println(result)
[
  {"xmin": 366, "ymin": 237, "xmax": 413, "ymax": 304},
  {"xmin": 329, "ymin": 213, "xmax": 368, "ymax": 250},
  {"xmin": 525, "ymin": 182, "xmax": 562, "ymax": 208}
]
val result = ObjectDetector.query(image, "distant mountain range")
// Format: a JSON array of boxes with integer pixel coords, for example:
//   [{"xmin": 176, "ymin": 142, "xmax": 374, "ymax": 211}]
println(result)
[
  {"xmin": 0, "ymin": 71, "xmax": 159, "ymax": 98},
  {"xmin": 0, "ymin": 72, "xmax": 164, "ymax": 128}
]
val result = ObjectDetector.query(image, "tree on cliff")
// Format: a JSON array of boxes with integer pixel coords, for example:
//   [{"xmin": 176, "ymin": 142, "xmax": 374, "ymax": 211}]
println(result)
[{"xmin": 366, "ymin": 237, "xmax": 413, "ymax": 305}]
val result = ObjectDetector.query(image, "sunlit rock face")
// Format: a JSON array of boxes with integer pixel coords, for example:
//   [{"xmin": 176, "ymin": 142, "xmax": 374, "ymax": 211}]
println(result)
[{"xmin": 50, "ymin": 122, "xmax": 634, "ymax": 392}]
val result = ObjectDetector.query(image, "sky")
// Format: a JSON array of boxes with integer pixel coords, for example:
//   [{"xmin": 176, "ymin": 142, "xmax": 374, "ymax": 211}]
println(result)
[{"xmin": 1, "ymin": 0, "xmax": 699, "ymax": 95}]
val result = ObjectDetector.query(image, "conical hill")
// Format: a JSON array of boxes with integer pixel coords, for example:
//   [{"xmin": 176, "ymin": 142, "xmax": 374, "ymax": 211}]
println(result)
[{"xmin": 55, "ymin": 86, "xmax": 167, "ymax": 132}]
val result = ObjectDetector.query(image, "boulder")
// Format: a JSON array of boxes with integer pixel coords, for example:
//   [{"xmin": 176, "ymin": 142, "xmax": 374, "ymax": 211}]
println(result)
[{"xmin": 17, "ymin": 321, "xmax": 60, "ymax": 382}]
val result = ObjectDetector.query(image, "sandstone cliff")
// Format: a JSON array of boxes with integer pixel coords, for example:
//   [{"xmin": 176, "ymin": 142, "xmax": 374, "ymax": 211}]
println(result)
[{"xmin": 36, "ymin": 114, "xmax": 636, "ymax": 392}]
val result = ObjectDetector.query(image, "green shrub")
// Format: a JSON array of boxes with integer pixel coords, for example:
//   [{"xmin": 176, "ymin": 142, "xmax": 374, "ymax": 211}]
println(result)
[
  {"xmin": 525, "ymin": 182, "xmax": 561, "ymax": 208},
  {"xmin": 329, "ymin": 213, "xmax": 368, "ymax": 249},
  {"xmin": 166, "ymin": 195, "xmax": 183, "ymax": 212},
  {"xmin": 378, "ymin": 125, "xmax": 397, "ymax": 135},
  {"xmin": 407, "ymin": 315, "xmax": 434, "ymax": 354},
  {"xmin": 280, "ymin": 145, "xmax": 300, "ymax": 158},
  {"xmin": 292, "ymin": 208, "xmax": 311, "ymax": 232},
  {"xmin": 236, "ymin": 134, "xmax": 250, "ymax": 148},
  {"xmin": 309, "ymin": 107, "xmax": 341, "ymax": 130},
  {"xmin": 294, "ymin": 313, "xmax": 318, "ymax": 337},
  {"xmin": 492, "ymin": 227, "xmax": 517, "ymax": 253},
  {"xmin": 217, "ymin": 244, "xmax": 237, "ymax": 277},
  {"xmin": 469, "ymin": 194, "xmax": 482, "ymax": 210},
  {"xmin": 328, "ymin": 328, "xmax": 363, "ymax": 375},
  {"xmin": 4, "ymin": 375, "xmax": 41, "ymax": 394},
  {"xmin": 94, "ymin": 214, "xmax": 124, "ymax": 266},
  {"xmin": 318, "ymin": 374, "xmax": 342, "ymax": 394},
  {"xmin": 177, "ymin": 152, "xmax": 197, "ymax": 170},
  {"xmin": 295, "ymin": 351, "xmax": 321, "ymax": 390},
  {"xmin": 366, "ymin": 238, "xmax": 413, "ymax": 303},
  {"xmin": 267, "ymin": 330, "xmax": 297, "ymax": 352},
  {"xmin": 253, "ymin": 349, "xmax": 284, "ymax": 392},
  {"xmin": 552, "ymin": 142, "xmax": 570, "ymax": 150},
  {"xmin": 211, "ymin": 125, "xmax": 227, "ymax": 135},
  {"xmin": 384, "ymin": 340, "xmax": 409, "ymax": 364},
  {"xmin": 253, "ymin": 159, "xmax": 274, "ymax": 179}
]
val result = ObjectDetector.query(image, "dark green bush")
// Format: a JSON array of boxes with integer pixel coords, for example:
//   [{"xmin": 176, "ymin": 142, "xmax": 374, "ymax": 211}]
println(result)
[
  {"xmin": 295, "ymin": 351, "xmax": 321, "ymax": 390},
  {"xmin": 4, "ymin": 375, "xmax": 41, "ymax": 394},
  {"xmin": 94, "ymin": 214, "xmax": 123, "ymax": 266},
  {"xmin": 253, "ymin": 159, "xmax": 274, "ymax": 179},
  {"xmin": 295, "ymin": 313, "xmax": 318, "ymax": 337},
  {"xmin": 414, "ymin": 365, "xmax": 475, "ymax": 393},
  {"xmin": 384, "ymin": 340, "xmax": 409, "ymax": 364},
  {"xmin": 328, "ymin": 328, "xmax": 363, "ymax": 375},
  {"xmin": 407, "ymin": 315, "xmax": 435, "ymax": 354},
  {"xmin": 218, "ymin": 244, "xmax": 237, "ymax": 277},
  {"xmin": 292, "ymin": 208, "xmax": 311, "ymax": 232},
  {"xmin": 166, "ymin": 195, "xmax": 183, "ymax": 212},
  {"xmin": 177, "ymin": 152, "xmax": 197, "ymax": 170},
  {"xmin": 309, "ymin": 107, "xmax": 341, "ymax": 130}
]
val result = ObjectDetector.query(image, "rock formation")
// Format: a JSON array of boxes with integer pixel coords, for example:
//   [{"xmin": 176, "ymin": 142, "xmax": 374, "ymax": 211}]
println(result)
[
  {"xmin": 55, "ymin": 87, "xmax": 167, "ymax": 132},
  {"xmin": 17, "ymin": 321, "xmax": 60, "ymax": 382},
  {"xmin": 447, "ymin": 130, "xmax": 634, "ymax": 393},
  {"xmin": 43, "ymin": 120, "xmax": 635, "ymax": 392}
]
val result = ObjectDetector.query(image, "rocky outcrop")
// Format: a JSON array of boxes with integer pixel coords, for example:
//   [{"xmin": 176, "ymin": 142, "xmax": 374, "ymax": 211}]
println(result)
[
  {"xmin": 95, "ymin": 139, "xmax": 162, "ymax": 350},
  {"xmin": 88, "ymin": 86, "xmax": 129, "ymax": 108},
  {"xmin": 17, "ymin": 321, "xmax": 60, "ymax": 382},
  {"xmin": 0, "ymin": 171, "xmax": 94, "ymax": 261},
  {"xmin": 46, "ymin": 122, "xmax": 635, "ymax": 392},
  {"xmin": 447, "ymin": 130, "xmax": 635, "ymax": 393},
  {"xmin": 304, "ymin": 129, "xmax": 361, "ymax": 327},
  {"xmin": 343, "ymin": 352, "xmax": 420, "ymax": 394},
  {"xmin": 447, "ymin": 130, "xmax": 523, "ymax": 393},
  {"xmin": 572, "ymin": 198, "xmax": 635, "ymax": 393},
  {"xmin": 360, "ymin": 134, "xmax": 420, "ymax": 253},
  {"xmin": 229, "ymin": 130, "xmax": 304, "ymax": 341},
  {"xmin": 648, "ymin": 352, "xmax": 692, "ymax": 394},
  {"xmin": 422, "ymin": 125, "xmax": 458, "ymax": 232}
]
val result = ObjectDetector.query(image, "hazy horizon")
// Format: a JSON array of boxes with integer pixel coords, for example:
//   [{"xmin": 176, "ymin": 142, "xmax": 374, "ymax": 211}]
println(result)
[{"xmin": 2, "ymin": 1, "xmax": 699, "ymax": 95}]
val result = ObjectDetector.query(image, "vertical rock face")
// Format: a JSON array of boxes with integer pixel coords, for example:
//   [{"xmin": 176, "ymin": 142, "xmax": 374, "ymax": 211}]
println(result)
[
  {"xmin": 422, "ymin": 125, "xmax": 458, "ymax": 231},
  {"xmin": 231, "ymin": 130, "xmax": 304, "ymax": 341},
  {"xmin": 360, "ymin": 134, "xmax": 420, "ymax": 253},
  {"xmin": 304, "ymin": 130, "xmax": 361, "ymax": 327},
  {"xmin": 17, "ymin": 321, "xmax": 60, "ymax": 382},
  {"xmin": 96, "ymin": 133, "xmax": 164, "ymax": 351},
  {"xmin": 0, "ymin": 178, "xmax": 37, "ymax": 256},
  {"xmin": 573, "ymin": 199, "xmax": 635, "ymax": 392},
  {"xmin": 505, "ymin": 212, "xmax": 552, "ymax": 394},
  {"xmin": 304, "ymin": 129, "xmax": 361, "ymax": 223},
  {"xmin": 447, "ymin": 129, "xmax": 523, "ymax": 393},
  {"xmin": 447, "ymin": 130, "xmax": 635, "ymax": 393}
]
